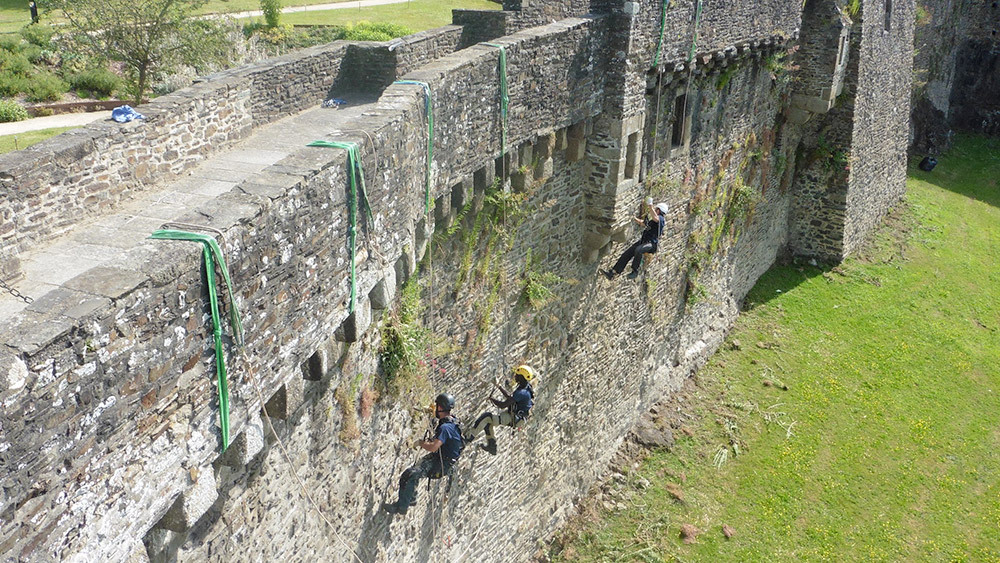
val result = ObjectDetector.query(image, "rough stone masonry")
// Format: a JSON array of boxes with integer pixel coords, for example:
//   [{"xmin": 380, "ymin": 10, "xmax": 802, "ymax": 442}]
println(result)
[{"xmin": 0, "ymin": 0, "xmax": 917, "ymax": 561}]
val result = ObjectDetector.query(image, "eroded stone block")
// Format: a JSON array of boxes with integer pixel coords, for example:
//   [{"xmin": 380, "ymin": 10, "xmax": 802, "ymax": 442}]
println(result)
[
  {"xmin": 335, "ymin": 300, "xmax": 371, "ymax": 343},
  {"xmin": 157, "ymin": 469, "xmax": 218, "ymax": 533},
  {"xmin": 369, "ymin": 268, "xmax": 396, "ymax": 310},
  {"xmin": 220, "ymin": 411, "xmax": 264, "ymax": 466}
]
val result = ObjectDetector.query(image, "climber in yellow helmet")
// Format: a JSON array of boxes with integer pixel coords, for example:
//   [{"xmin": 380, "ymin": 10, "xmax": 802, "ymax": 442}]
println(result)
[{"xmin": 463, "ymin": 364, "xmax": 536, "ymax": 455}]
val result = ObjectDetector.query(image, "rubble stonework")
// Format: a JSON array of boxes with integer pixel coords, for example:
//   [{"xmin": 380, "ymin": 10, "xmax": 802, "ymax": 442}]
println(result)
[
  {"xmin": 910, "ymin": 0, "xmax": 1000, "ymax": 153},
  {"xmin": 0, "ymin": 1, "xmax": 918, "ymax": 561}
]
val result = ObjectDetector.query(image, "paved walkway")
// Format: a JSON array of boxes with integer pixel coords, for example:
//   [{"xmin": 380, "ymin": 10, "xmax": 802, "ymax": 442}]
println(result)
[
  {"xmin": 0, "ymin": 111, "xmax": 110, "ymax": 136},
  {"xmin": 218, "ymin": 0, "xmax": 413, "ymax": 19},
  {"xmin": 0, "ymin": 0, "xmax": 414, "ymax": 136},
  {"xmin": 0, "ymin": 96, "xmax": 377, "ymax": 319}
]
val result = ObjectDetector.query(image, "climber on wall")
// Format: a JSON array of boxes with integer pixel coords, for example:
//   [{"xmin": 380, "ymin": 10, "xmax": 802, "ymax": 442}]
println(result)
[
  {"xmin": 463, "ymin": 364, "xmax": 536, "ymax": 455},
  {"xmin": 601, "ymin": 198, "xmax": 669, "ymax": 280},
  {"xmin": 383, "ymin": 393, "xmax": 464, "ymax": 516}
]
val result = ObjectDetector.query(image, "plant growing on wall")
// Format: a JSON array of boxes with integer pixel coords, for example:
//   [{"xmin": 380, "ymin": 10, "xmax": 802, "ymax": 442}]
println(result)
[
  {"xmin": 764, "ymin": 45, "xmax": 800, "ymax": 84},
  {"xmin": 519, "ymin": 248, "xmax": 562, "ymax": 310},
  {"xmin": 379, "ymin": 277, "xmax": 431, "ymax": 399},
  {"xmin": 334, "ymin": 384, "xmax": 360, "ymax": 444}
]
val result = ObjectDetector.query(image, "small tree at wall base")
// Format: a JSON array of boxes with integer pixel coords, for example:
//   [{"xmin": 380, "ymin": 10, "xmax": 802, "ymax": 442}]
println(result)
[
  {"xmin": 260, "ymin": 0, "xmax": 282, "ymax": 28},
  {"xmin": 45, "ymin": 0, "xmax": 226, "ymax": 105}
]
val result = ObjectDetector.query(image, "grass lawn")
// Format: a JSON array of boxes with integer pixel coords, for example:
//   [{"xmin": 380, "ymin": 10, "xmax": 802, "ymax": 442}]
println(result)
[
  {"xmin": 0, "ymin": 126, "xmax": 76, "ymax": 154},
  {"xmin": 275, "ymin": 0, "xmax": 497, "ymax": 28},
  {"xmin": 553, "ymin": 134, "xmax": 1000, "ymax": 561},
  {"xmin": 0, "ymin": 0, "xmax": 499, "ymax": 35}
]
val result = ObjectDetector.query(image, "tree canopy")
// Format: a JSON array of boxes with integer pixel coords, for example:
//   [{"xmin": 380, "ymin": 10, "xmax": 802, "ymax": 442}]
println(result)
[{"xmin": 46, "ymin": 0, "xmax": 225, "ymax": 104}]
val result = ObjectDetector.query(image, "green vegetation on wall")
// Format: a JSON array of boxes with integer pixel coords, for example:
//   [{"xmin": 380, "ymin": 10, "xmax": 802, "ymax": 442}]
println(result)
[{"xmin": 378, "ymin": 276, "xmax": 431, "ymax": 400}]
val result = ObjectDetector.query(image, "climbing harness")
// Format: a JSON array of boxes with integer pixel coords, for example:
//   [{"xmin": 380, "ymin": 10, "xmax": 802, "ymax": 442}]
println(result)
[
  {"xmin": 149, "ymin": 228, "xmax": 244, "ymax": 451},
  {"xmin": 394, "ymin": 80, "xmax": 434, "ymax": 215},
  {"xmin": 650, "ymin": 0, "xmax": 672, "ymax": 71},
  {"xmin": 306, "ymin": 140, "xmax": 374, "ymax": 314},
  {"xmin": 483, "ymin": 43, "xmax": 510, "ymax": 163}
]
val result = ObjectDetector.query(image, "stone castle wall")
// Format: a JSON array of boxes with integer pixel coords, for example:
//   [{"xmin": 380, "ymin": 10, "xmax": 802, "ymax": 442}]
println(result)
[
  {"xmin": 0, "ymin": 1, "xmax": 916, "ymax": 561},
  {"xmin": 844, "ymin": 0, "xmax": 915, "ymax": 254},
  {"xmin": 910, "ymin": 0, "xmax": 1000, "ymax": 153}
]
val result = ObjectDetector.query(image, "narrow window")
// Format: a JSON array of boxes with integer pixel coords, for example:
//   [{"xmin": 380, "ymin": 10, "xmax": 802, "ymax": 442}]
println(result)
[
  {"xmin": 836, "ymin": 34, "xmax": 848, "ymax": 68},
  {"xmin": 671, "ymin": 94, "xmax": 687, "ymax": 148},
  {"xmin": 624, "ymin": 132, "xmax": 639, "ymax": 179},
  {"xmin": 884, "ymin": 0, "xmax": 892, "ymax": 31}
]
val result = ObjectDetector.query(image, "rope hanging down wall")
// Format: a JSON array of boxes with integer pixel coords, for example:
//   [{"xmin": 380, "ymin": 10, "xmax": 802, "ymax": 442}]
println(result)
[
  {"xmin": 483, "ymin": 43, "xmax": 510, "ymax": 161},
  {"xmin": 307, "ymin": 140, "xmax": 374, "ymax": 314},
  {"xmin": 149, "ymin": 229, "xmax": 245, "ymax": 451},
  {"xmin": 394, "ymin": 80, "xmax": 435, "ymax": 216},
  {"xmin": 650, "ymin": 0, "xmax": 672, "ymax": 70}
]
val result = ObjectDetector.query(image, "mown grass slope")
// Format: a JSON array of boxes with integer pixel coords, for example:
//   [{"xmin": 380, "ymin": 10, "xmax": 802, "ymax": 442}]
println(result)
[{"xmin": 553, "ymin": 135, "xmax": 1000, "ymax": 562}]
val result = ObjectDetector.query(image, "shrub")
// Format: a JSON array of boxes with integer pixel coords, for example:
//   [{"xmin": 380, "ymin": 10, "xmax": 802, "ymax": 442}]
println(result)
[
  {"xmin": 260, "ymin": 0, "xmax": 281, "ymax": 28},
  {"xmin": 0, "ymin": 36, "xmax": 21, "ymax": 52},
  {"xmin": 340, "ymin": 21, "xmax": 413, "ymax": 42},
  {"xmin": 0, "ymin": 99, "xmax": 29, "ymax": 123},
  {"xmin": 20, "ymin": 44, "xmax": 57, "ymax": 66},
  {"xmin": 20, "ymin": 24, "xmax": 54, "ymax": 48},
  {"xmin": 23, "ymin": 72, "xmax": 68, "ymax": 102},
  {"xmin": 69, "ymin": 68, "xmax": 121, "ymax": 98},
  {"xmin": 0, "ymin": 71, "xmax": 27, "ymax": 97},
  {"xmin": 0, "ymin": 50, "xmax": 32, "ymax": 76}
]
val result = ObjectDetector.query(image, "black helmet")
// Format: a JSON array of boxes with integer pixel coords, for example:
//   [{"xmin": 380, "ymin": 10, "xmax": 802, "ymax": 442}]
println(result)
[{"xmin": 434, "ymin": 393, "xmax": 455, "ymax": 412}]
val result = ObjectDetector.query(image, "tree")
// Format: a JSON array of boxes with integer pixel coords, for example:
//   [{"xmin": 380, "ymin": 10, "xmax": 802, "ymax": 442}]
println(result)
[
  {"xmin": 260, "ymin": 0, "xmax": 282, "ymax": 28},
  {"xmin": 46, "ymin": 0, "xmax": 220, "ymax": 105}
]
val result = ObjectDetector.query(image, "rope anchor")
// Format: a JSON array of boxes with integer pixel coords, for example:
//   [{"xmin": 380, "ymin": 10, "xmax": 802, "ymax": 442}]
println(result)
[{"xmin": 150, "ymin": 228, "xmax": 244, "ymax": 451}]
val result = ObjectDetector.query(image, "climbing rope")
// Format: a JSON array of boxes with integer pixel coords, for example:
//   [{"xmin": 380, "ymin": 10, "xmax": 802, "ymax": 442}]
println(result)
[
  {"xmin": 306, "ymin": 140, "xmax": 374, "ymax": 314},
  {"xmin": 149, "ymin": 229, "xmax": 245, "ymax": 451},
  {"xmin": 688, "ymin": 0, "xmax": 703, "ymax": 65},
  {"xmin": 240, "ymin": 350, "xmax": 365, "ymax": 563},
  {"xmin": 650, "ymin": 0, "xmax": 672, "ymax": 70},
  {"xmin": 483, "ymin": 43, "xmax": 510, "ymax": 162},
  {"xmin": 679, "ymin": 0, "xmax": 703, "ymax": 149},
  {"xmin": 394, "ymin": 80, "xmax": 434, "ymax": 215}
]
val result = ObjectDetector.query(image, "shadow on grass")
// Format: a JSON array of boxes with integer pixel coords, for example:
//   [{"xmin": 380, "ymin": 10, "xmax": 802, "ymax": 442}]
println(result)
[
  {"xmin": 909, "ymin": 134, "xmax": 1000, "ymax": 208},
  {"xmin": 742, "ymin": 261, "xmax": 830, "ymax": 309}
]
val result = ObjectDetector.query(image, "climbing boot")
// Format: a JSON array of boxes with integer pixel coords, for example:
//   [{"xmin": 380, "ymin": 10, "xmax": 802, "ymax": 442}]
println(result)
[
  {"xmin": 600, "ymin": 269, "xmax": 615, "ymax": 281},
  {"xmin": 626, "ymin": 270, "xmax": 639, "ymax": 280},
  {"xmin": 480, "ymin": 439, "xmax": 498, "ymax": 455}
]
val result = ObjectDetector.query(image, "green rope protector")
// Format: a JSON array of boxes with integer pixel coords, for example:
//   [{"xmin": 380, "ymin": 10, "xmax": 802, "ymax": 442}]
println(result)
[
  {"xmin": 651, "ymin": 0, "xmax": 671, "ymax": 70},
  {"xmin": 394, "ymin": 80, "xmax": 434, "ymax": 215},
  {"xmin": 149, "ymin": 229, "xmax": 245, "ymax": 451},
  {"xmin": 483, "ymin": 43, "xmax": 510, "ymax": 159},
  {"xmin": 306, "ymin": 140, "xmax": 373, "ymax": 314},
  {"xmin": 688, "ymin": 0, "xmax": 703, "ymax": 64}
]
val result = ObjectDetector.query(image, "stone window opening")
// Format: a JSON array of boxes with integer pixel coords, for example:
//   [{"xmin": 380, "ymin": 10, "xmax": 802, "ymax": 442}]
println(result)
[
  {"xmin": 836, "ymin": 34, "xmax": 849, "ymax": 70},
  {"xmin": 884, "ymin": 0, "xmax": 892, "ymax": 32},
  {"xmin": 624, "ymin": 131, "xmax": 639, "ymax": 179},
  {"xmin": 671, "ymin": 94, "xmax": 688, "ymax": 148}
]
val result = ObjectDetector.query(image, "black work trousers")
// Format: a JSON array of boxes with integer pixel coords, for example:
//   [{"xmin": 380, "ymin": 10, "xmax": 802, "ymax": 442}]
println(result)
[
  {"xmin": 394, "ymin": 453, "xmax": 450, "ymax": 511},
  {"xmin": 613, "ymin": 241, "xmax": 655, "ymax": 275}
]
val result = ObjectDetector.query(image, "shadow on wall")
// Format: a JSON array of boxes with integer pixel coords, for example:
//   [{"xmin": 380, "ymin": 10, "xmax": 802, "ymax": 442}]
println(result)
[{"xmin": 908, "ymin": 134, "xmax": 1000, "ymax": 209}]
